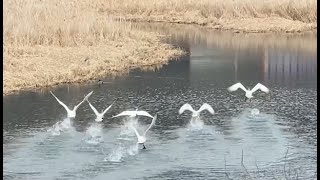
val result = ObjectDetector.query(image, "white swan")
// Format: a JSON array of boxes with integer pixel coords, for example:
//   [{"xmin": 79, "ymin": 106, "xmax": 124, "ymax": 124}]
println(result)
[
  {"xmin": 179, "ymin": 103, "xmax": 215, "ymax": 117},
  {"xmin": 87, "ymin": 98, "xmax": 117, "ymax": 122},
  {"xmin": 112, "ymin": 109, "xmax": 154, "ymax": 119},
  {"xmin": 131, "ymin": 114, "xmax": 157, "ymax": 149},
  {"xmin": 50, "ymin": 91, "xmax": 93, "ymax": 118},
  {"xmin": 227, "ymin": 82, "xmax": 269, "ymax": 99}
]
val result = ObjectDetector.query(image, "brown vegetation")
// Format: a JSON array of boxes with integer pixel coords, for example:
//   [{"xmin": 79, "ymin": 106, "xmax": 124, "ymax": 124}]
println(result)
[
  {"xmin": 3, "ymin": 0, "xmax": 183, "ymax": 95},
  {"xmin": 99, "ymin": 0, "xmax": 317, "ymax": 33}
]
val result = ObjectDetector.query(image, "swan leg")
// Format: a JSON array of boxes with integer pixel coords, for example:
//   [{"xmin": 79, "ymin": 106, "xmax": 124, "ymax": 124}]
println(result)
[{"xmin": 142, "ymin": 144, "xmax": 146, "ymax": 149}]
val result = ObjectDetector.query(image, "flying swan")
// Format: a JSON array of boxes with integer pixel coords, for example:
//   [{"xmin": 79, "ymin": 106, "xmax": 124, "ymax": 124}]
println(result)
[
  {"xmin": 179, "ymin": 103, "xmax": 215, "ymax": 117},
  {"xmin": 50, "ymin": 91, "xmax": 93, "ymax": 118},
  {"xmin": 227, "ymin": 82, "xmax": 269, "ymax": 100},
  {"xmin": 87, "ymin": 98, "xmax": 118, "ymax": 122},
  {"xmin": 131, "ymin": 114, "xmax": 157, "ymax": 149}
]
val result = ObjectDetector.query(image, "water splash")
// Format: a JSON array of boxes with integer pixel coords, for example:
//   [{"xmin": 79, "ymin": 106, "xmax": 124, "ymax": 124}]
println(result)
[
  {"xmin": 127, "ymin": 143, "xmax": 139, "ymax": 156},
  {"xmin": 60, "ymin": 118, "xmax": 72, "ymax": 130},
  {"xmin": 119, "ymin": 117, "xmax": 138, "ymax": 137},
  {"xmin": 47, "ymin": 122, "xmax": 62, "ymax": 136},
  {"xmin": 187, "ymin": 117, "xmax": 205, "ymax": 131},
  {"xmin": 104, "ymin": 145, "xmax": 126, "ymax": 162},
  {"xmin": 84, "ymin": 123, "xmax": 103, "ymax": 145},
  {"xmin": 47, "ymin": 118, "xmax": 74, "ymax": 136},
  {"xmin": 251, "ymin": 108, "xmax": 260, "ymax": 116}
]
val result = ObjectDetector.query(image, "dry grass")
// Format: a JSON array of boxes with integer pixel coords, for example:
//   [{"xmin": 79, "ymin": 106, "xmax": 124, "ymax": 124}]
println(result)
[
  {"xmin": 98, "ymin": 0, "xmax": 317, "ymax": 33},
  {"xmin": 3, "ymin": 0, "xmax": 184, "ymax": 95}
]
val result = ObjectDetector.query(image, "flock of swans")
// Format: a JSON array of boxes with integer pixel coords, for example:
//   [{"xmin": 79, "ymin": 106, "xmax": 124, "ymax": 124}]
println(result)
[{"xmin": 50, "ymin": 82, "xmax": 270, "ymax": 149}]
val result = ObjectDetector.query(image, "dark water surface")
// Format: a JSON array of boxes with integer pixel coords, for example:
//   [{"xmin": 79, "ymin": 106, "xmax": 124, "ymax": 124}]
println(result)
[{"xmin": 3, "ymin": 24, "xmax": 317, "ymax": 180}]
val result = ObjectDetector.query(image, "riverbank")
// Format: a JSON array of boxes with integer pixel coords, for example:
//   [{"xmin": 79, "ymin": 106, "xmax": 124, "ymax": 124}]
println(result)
[
  {"xmin": 3, "ymin": 0, "xmax": 183, "ymax": 95},
  {"xmin": 100, "ymin": 0, "xmax": 316, "ymax": 33}
]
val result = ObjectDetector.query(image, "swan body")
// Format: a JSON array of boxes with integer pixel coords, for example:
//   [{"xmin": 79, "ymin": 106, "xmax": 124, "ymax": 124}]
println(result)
[
  {"xmin": 131, "ymin": 114, "xmax": 157, "ymax": 149},
  {"xmin": 87, "ymin": 98, "xmax": 117, "ymax": 122}
]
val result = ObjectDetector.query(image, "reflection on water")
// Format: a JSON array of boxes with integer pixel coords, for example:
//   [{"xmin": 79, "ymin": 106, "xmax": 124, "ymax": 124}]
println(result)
[
  {"xmin": 263, "ymin": 49, "xmax": 317, "ymax": 85},
  {"xmin": 3, "ymin": 23, "xmax": 317, "ymax": 180},
  {"xmin": 132, "ymin": 23, "xmax": 316, "ymax": 54},
  {"xmin": 132, "ymin": 23, "xmax": 317, "ymax": 88}
]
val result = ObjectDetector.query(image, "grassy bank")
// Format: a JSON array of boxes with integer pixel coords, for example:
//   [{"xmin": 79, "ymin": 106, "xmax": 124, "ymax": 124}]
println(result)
[
  {"xmin": 99, "ymin": 0, "xmax": 317, "ymax": 33},
  {"xmin": 3, "ymin": 0, "xmax": 183, "ymax": 95}
]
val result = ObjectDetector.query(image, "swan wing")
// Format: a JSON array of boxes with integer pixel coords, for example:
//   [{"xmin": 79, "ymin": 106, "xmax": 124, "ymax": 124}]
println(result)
[
  {"xmin": 136, "ymin": 111, "xmax": 153, "ymax": 118},
  {"xmin": 50, "ymin": 91, "xmax": 70, "ymax": 112},
  {"xmin": 251, "ymin": 83, "xmax": 269, "ymax": 94},
  {"xmin": 129, "ymin": 125, "xmax": 140, "ymax": 138},
  {"xmin": 179, "ymin": 103, "xmax": 195, "ymax": 114},
  {"xmin": 102, "ymin": 104, "xmax": 113, "ymax": 116},
  {"xmin": 144, "ymin": 114, "xmax": 157, "ymax": 136},
  {"xmin": 227, "ymin": 83, "xmax": 247, "ymax": 92},
  {"xmin": 74, "ymin": 91, "xmax": 93, "ymax": 111},
  {"xmin": 102, "ymin": 98, "xmax": 118, "ymax": 115},
  {"xmin": 112, "ymin": 111, "xmax": 135, "ymax": 118},
  {"xmin": 87, "ymin": 100, "xmax": 100, "ymax": 116},
  {"xmin": 198, "ymin": 103, "xmax": 215, "ymax": 115}
]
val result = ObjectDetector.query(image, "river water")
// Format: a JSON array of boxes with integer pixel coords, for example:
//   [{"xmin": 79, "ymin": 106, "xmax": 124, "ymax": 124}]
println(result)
[{"xmin": 3, "ymin": 23, "xmax": 317, "ymax": 179}]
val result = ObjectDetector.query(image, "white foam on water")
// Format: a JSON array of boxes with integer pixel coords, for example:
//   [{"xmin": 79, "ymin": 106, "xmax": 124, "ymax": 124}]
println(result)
[
  {"xmin": 119, "ymin": 117, "xmax": 139, "ymax": 137},
  {"xmin": 47, "ymin": 118, "xmax": 76, "ymax": 136},
  {"xmin": 127, "ymin": 144, "xmax": 139, "ymax": 156},
  {"xmin": 84, "ymin": 122, "xmax": 104, "ymax": 145},
  {"xmin": 251, "ymin": 108, "xmax": 260, "ymax": 116},
  {"xmin": 187, "ymin": 117, "xmax": 205, "ymax": 131},
  {"xmin": 104, "ymin": 145, "xmax": 126, "ymax": 162}
]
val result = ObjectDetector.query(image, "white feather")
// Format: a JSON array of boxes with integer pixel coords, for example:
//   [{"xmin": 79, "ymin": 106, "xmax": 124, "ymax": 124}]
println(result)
[
  {"xmin": 227, "ymin": 82, "xmax": 248, "ymax": 92},
  {"xmin": 179, "ymin": 103, "xmax": 195, "ymax": 114},
  {"xmin": 251, "ymin": 83, "xmax": 270, "ymax": 94},
  {"xmin": 197, "ymin": 103, "xmax": 215, "ymax": 115}
]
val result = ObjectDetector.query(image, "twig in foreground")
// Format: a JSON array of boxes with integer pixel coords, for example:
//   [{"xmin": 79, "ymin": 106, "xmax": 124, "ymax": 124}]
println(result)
[
  {"xmin": 241, "ymin": 149, "xmax": 253, "ymax": 180},
  {"xmin": 224, "ymin": 155, "xmax": 231, "ymax": 180},
  {"xmin": 284, "ymin": 148, "xmax": 289, "ymax": 180}
]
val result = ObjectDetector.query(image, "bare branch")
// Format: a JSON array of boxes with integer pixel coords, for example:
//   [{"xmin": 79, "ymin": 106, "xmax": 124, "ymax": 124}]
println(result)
[
  {"xmin": 284, "ymin": 148, "xmax": 289, "ymax": 180},
  {"xmin": 254, "ymin": 159, "xmax": 260, "ymax": 178},
  {"xmin": 241, "ymin": 149, "xmax": 253, "ymax": 180},
  {"xmin": 224, "ymin": 155, "xmax": 231, "ymax": 180}
]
